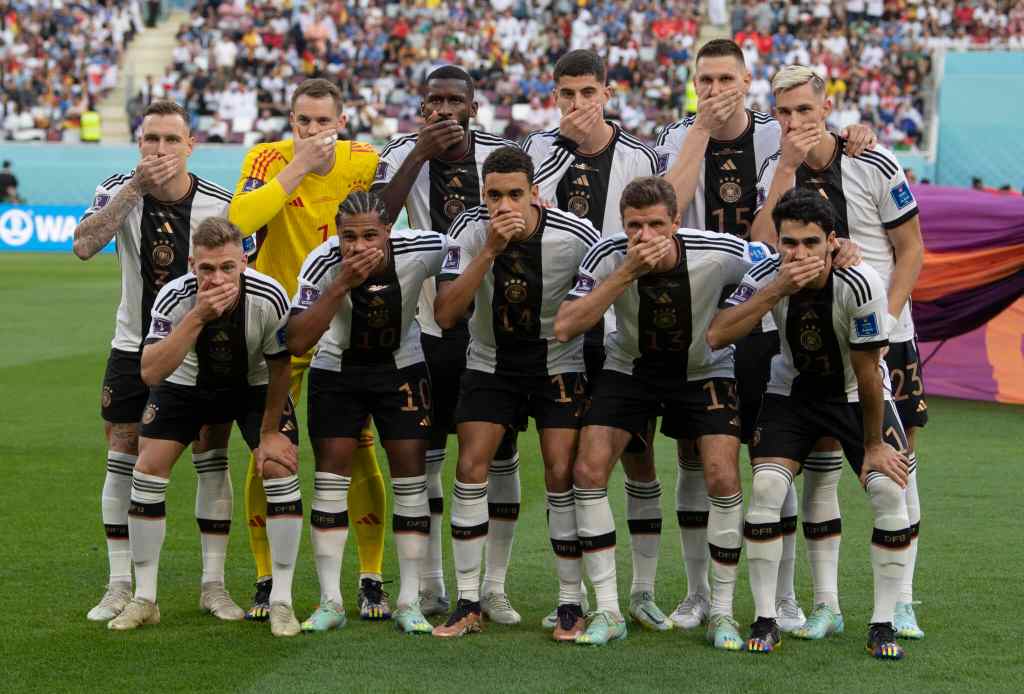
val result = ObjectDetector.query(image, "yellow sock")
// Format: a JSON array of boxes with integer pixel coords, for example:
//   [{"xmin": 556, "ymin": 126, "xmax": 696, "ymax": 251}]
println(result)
[
  {"xmin": 244, "ymin": 452, "xmax": 272, "ymax": 579},
  {"xmin": 348, "ymin": 428, "xmax": 386, "ymax": 579},
  {"xmin": 248, "ymin": 355, "xmax": 307, "ymax": 581}
]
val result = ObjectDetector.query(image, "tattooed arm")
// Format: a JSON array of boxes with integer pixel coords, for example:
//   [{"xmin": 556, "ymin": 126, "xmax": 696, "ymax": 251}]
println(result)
[{"xmin": 73, "ymin": 179, "xmax": 143, "ymax": 260}]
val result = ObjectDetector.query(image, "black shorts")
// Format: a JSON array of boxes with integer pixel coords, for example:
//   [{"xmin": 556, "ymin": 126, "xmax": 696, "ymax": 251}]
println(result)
[
  {"xmin": 308, "ymin": 363, "xmax": 432, "ymax": 441},
  {"xmin": 454, "ymin": 369, "xmax": 587, "ymax": 430},
  {"xmin": 421, "ymin": 330, "xmax": 468, "ymax": 435},
  {"xmin": 750, "ymin": 393, "xmax": 908, "ymax": 475},
  {"xmin": 734, "ymin": 330, "xmax": 780, "ymax": 443},
  {"xmin": 884, "ymin": 339, "xmax": 928, "ymax": 430},
  {"xmin": 140, "ymin": 382, "xmax": 300, "ymax": 449},
  {"xmin": 585, "ymin": 370, "xmax": 741, "ymax": 448},
  {"xmin": 101, "ymin": 349, "xmax": 150, "ymax": 424},
  {"xmin": 583, "ymin": 341, "xmax": 606, "ymax": 396}
]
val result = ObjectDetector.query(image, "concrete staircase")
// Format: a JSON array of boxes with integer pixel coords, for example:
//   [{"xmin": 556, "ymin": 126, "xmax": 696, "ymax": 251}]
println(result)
[{"xmin": 98, "ymin": 11, "xmax": 188, "ymax": 143}]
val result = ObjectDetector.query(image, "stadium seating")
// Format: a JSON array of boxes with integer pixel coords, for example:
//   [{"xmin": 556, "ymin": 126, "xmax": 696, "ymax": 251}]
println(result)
[{"xmin": 0, "ymin": 1, "xmax": 143, "ymax": 142}]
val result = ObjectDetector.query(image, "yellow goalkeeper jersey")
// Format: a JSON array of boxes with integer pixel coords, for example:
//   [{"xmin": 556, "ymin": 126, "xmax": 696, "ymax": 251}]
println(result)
[{"xmin": 229, "ymin": 138, "xmax": 379, "ymax": 299}]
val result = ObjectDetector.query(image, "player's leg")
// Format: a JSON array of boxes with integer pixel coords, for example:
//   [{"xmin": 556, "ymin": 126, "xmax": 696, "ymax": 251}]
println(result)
[
  {"xmin": 794, "ymin": 439, "xmax": 846, "ymax": 640},
  {"xmin": 888, "ymin": 339, "xmax": 927, "ymax": 638},
  {"xmin": 481, "ymin": 430, "xmax": 521, "ymax": 624},
  {"xmin": 572, "ymin": 424, "xmax": 632, "ymax": 645},
  {"xmin": 90, "ymin": 349, "xmax": 150, "ymax": 621},
  {"xmin": 349, "ymin": 426, "xmax": 388, "ymax": 616},
  {"xmin": 775, "ymin": 479, "xmax": 805, "ymax": 631},
  {"xmin": 108, "ymin": 435, "xmax": 186, "ymax": 631},
  {"xmin": 671, "ymin": 438, "xmax": 711, "ymax": 629},
  {"xmin": 432, "ymin": 420, "xmax": 504, "ymax": 637},
  {"xmin": 192, "ymin": 422, "xmax": 243, "ymax": 621},
  {"xmin": 243, "ymin": 354, "xmax": 305, "ymax": 620},
  {"xmin": 621, "ymin": 434, "xmax": 670, "ymax": 632},
  {"xmin": 543, "ymin": 423, "xmax": 586, "ymax": 640}
]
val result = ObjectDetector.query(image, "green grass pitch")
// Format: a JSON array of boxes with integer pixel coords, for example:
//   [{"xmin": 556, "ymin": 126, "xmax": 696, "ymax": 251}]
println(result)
[{"xmin": 1, "ymin": 253, "xmax": 1021, "ymax": 693}]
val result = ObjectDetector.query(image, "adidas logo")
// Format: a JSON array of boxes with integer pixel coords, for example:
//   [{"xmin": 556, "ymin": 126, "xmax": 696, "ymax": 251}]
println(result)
[
  {"xmin": 917, "ymin": 400, "xmax": 928, "ymax": 413},
  {"xmin": 721, "ymin": 159, "xmax": 737, "ymax": 171},
  {"xmin": 419, "ymin": 416, "xmax": 431, "ymax": 427},
  {"xmin": 248, "ymin": 515, "xmax": 267, "ymax": 528},
  {"xmin": 288, "ymin": 197, "xmax": 305, "ymax": 208},
  {"xmin": 356, "ymin": 513, "xmax": 382, "ymax": 526}
]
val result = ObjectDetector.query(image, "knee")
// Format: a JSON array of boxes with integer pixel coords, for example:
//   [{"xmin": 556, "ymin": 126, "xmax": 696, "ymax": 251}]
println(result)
[
  {"xmin": 107, "ymin": 423, "xmax": 140, "ymax": 455},
  {"xmin": 621, "ymin": 450, "xmax": 656, "ymax": 481},
  {"xmin": 262, "ymin": 460, "xmax": 293, "ymax": 480},
  {"xmin": 572, "ymin": 453, "xmax": 608, "ymax": 489},
  {"xmin": 705, "ymin": 463, "xmax": 739, "ymax": 498},
  {"xmin": 751, "ymin": 466, "xmax": 790, "ymax": 507},
  {"xmin": 866, "ymin": 475, "xmax": 904, "ymax": 510},
  {"xmin": 455, "ymin": 454, "xmax": 489, "ymax": 484}
]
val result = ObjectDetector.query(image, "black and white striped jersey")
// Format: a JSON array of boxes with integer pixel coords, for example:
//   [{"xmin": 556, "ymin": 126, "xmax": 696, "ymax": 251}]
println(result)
[
  {"xmin": 758, "ymin": 135, "xmax": 920, "ymax": 341},
  {"xmin": 291, "ymin": 230, "xmax": 449, "ymax": 371},
  {"xmin": 656, "ymin": 110, "xmax": 781, "ymax": 240},
  {"xmin": 83, "ymin": 172, "xmax": 232, "ymax": 353},
  {"xmin": 568, "ymin": 229, "xmax": 774, "ymax": 380},
  {"xmin": 144, "ymin": 267, "xmax": 289, "ymax": 388},
  {"xmin": 524, "ymin": 122, "xmax": 661, "ymax": 238},
  {"xmin": 372, "ymin": 129, "xmax": 518, "ymax": 337},
  {"xmin": 725, "ymin": 259, "xmax": 891, "ymax": 403},
  {"xmin": 440, "ymin": 205, "xmax": 600, "ymax": 376}
]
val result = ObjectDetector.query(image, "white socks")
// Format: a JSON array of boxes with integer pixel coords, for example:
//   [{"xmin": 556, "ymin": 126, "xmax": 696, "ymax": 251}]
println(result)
[
  {"xmin": 547, "ymin": 489, "xmax": 583, "ymax": 605},
  {"xmin": 901, "ymin": 455, "xmax": 920, "ymax": 604},
  {"xmin": 310, "ymin": 471, "xmax": 349, "ymax": 606},
  {"xmin": 707, "ymin": 491, "xmax": 743, "ymax": 618},
  {"xmin": 865, "ymin": 472, "xmax": 911, "ymax": 625},
  {"xmin": 263, "ymin": 474, "xmax": 302, "ymax": 607},
  {"xmin": 450, "ymin": 480, "xmax": 488, "ymax": 603},
  {"xmin": 776, "ymin": 482, "xmax": 798, "ymax": 603},
  {"xmin": 483, "ymin": 452, "xmax": 520, "ymax": 597},
  {"xmin": 392, "ymin": 475, "xmax": 430, "ymax": 608},
  {"xmin": 103, "ymin": 451, "xmax": 135, "ymax": 586},
  {"xmin": 193, "ymin": 448, "xmax": 232, "ymax": 585},
  {"xmin": 422, "ymin": 448, "xmax": 446, "ymax": 595},
  {"xmin": 625, "ymin": 477, "xmax": 662, "ymax": 596},
  {"xmin": 576, "ymin": 486, "xmax": 620, "ymax": 616},
  {"xmin": 676, "ymin": 453, "xmax": 710, "ymax": 598},
  {"xmin": 744, "ymin": 465, "xmax": 793, "ymax": 619},
  {"xmin": 802, "ymin": 450, "xmax": 844, "ymax": 611},
  {"xmin": 128, "ymin": 470, "xmax": 169, "ymax": 603}
]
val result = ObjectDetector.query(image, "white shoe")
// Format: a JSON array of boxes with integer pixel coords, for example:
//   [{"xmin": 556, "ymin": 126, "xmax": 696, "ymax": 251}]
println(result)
[
  {"xmin": 481, "ymin": 592, "xmax": 521, "ymax": 625},
  {"xmin": 669, "ymin": 593, "xmax": 709, "ymax": 630},
  {"xmin": 269, "ymin": 602, "xmax": 300, "ymax": 637},
  {"xmin": 776, "ymin": 596, "xmax": 806, "ymax": 632},
  {"xmin": 543, "ymin": 592, "xmax": 590, "ymax": 629},
  {"xmin": 87, "ymin": 582, "xmax": 132, "ymax": 621},
  {"xmin": 418, "ymin": 589, "xmax": 450, "ymax": 617},
  {"xmin": 200, "ymin": 582, "xmax": 245, "ymax": 621},
  {"xmin": 107, "ymin": 597, "xmax": 160, "ymax": 631}
]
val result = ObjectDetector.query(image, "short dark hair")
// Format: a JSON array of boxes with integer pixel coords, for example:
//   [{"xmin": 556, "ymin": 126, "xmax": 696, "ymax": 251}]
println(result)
[
  {"xmin": 291, "ymin": 78, "xmax": 344, "ymax": 112},
  {"xmin": 338, "ymin": 190, "xmax": 391, "ymax": 224},
  {"xmin": 482, "ymin": 146, "xmax": 534, "ymax": 184},
  {"xmin": 772, "ymin": 188, "xmax": 836, "ymax": 235},
  {"xmin": 425, "ymin": 65, "xmax": 475, "ymax": 97},
  {"xmin": 619, "ymin": 176, "xmax": 678, "ymax": 221},
  {"xmin": 193, "ymin": 218, "xmax": 242, "ymax": 249},
  {"xmin": 142, "ymin": 100, "xmax": 190, "ymax": 132},
  {"xmin": 553, "ymin": 49, "xmax": 606, "ymax": 85},
  {"xmin": 696, "ymin": 39, "xmax": 746, "ymax": 68}
]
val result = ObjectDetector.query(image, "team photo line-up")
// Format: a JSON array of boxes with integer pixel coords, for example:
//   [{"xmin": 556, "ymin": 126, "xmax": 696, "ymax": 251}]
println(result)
[{"xmin": 73, "ymin": 40, "xmax": 926, "ymax": 660}]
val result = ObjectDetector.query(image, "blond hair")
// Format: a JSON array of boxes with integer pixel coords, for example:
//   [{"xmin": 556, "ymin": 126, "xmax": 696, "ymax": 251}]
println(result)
[
  {"xmin": 192, "ymin": 217, "xmax": 242, "ymax": 250},
  {"xmin": 771, "ymin": 65, "xmax": 827, "ymax": 97}
]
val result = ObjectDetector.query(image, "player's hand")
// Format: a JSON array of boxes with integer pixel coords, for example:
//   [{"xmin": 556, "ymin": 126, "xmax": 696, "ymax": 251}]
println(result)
[
  {"xmin": 255, "ymin": 432, "xmax": 298, "ymax": 476},
  {"xmin": 292, "ymin": 127, "xmax": 338, "ymax": 175},
  {"xmin": 773, "ymin": 255, "xmax": 824, "ymax": 295},
  {"xmin": 832, "ymin": 238, "xmax": 862, "ymax": 268},
  {"xmin": 780, "ymin": 123, "xmax": 822, "ymax": 169},
  {"xmin": 338, "ymin": 247, "xmax": 383, "ymax": 289},
  {"xmin": 559, "ymin": 103, "xmax": 603, "ymax": 145},
  {"xmin": 694, "ymin": 87, "xmax": 744, "ymax": 133},
  {"xmin": 412, "ymin": 112, "xmax": 465, "ymax": 160},
  {"xmin": 841, "ymin": 123, "xmax": 877, "ymax": 158},
  {"xmin": 622, "ymin": 236, "xmax": 672, "ymax": 279},
  {"xmin": 534, "ymin": 195, "xmax": 555, "ymax": 209},
  {"xmin": 194, "ymin": 279, "xmax": 239, "ymax": 322},
  {"xmin": 860, "ymin": 442, "xmax": 909, "ymax": 488},
  {"xmin": 133, "ymin": 154, "xmax": 180, "ymax": 194},
  {"xmin": 485, "ymin": 211, "xmax": 525, "ymax": 255}
]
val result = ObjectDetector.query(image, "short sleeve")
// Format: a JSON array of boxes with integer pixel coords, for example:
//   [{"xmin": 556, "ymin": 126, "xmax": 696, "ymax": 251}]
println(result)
[
  {"xmin": 290, "ymin": 244, "xmax": 335, "ymax": 314},
  {"xmin": 754, "ymin": 150, "xmax": 781, "ymax": 213},
  {"xmin": 144, "ymin": 283, "xmax": 179, "ymax": 344},
  {"xmin": 261, "ymin": 305, "xmax": 290, "ymax": 358},
  {"xmin": 847, "ymin": 268, "xmax": 890, "ymax": 351},
  {"xmin": 438, "ymin": 212, "xmax": 483, "ymax": 281},
  {"xmin": 567, "ymin": 238, "xmax": 621, "ymax": 299},
  {"xmin": 372, "ymin": 141, "xmax": 405, "ymax": 188},
  {"xmin": 426, "ymin": 233, "xmax": 451, "ymax": 277},
  {"xmin": 81, "ymin": 180, "xmax": 118, "ymax": 220},
  {"xmin": 725, "ymin": 258, "xmax": 777, "ymax": 306},
  {"xmin": 876, "ymin": 161, "xmax": 919, "ymax": 230}
]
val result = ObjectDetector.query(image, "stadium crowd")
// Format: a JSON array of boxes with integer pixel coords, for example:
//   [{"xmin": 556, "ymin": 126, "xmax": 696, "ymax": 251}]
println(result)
[
  {"xmin": 148, "ymin": 0, "xmax": 1024, "ymax": 149},
  {"xmin": 0, "ymin": 0, "xmax": 143, "ymax": 141}
]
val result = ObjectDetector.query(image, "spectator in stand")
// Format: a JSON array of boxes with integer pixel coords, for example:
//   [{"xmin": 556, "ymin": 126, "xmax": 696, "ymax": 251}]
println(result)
[{"xmin": 0, "ymin": 160, "xmax": 22, "ymax": 202}]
